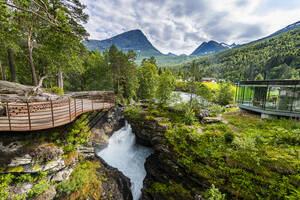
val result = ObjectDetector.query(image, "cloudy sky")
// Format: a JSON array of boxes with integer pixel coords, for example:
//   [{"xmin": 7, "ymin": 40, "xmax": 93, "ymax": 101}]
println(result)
[{"xmin": 81, "ymin": 0, "xmax": 300, "ymax": 55}]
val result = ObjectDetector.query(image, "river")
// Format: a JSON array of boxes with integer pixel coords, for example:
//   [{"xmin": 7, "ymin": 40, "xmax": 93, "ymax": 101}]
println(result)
[{"xmin": 97, "ymin": 122, "xmax": 152, "ymax": 200}]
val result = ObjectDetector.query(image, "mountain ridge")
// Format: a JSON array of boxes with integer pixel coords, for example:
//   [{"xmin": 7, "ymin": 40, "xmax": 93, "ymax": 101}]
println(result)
[{"xmin": 83, "ymin": 29, "xmax": 163, "ymax": 57}]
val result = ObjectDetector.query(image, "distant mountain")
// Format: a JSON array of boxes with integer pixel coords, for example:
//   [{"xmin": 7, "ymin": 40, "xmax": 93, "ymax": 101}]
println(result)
[
  {"xmin": 268, "ymin": 21, "xmax": 300, "ymax": 38},
  {"xmin": 179, "ymin": 54, "xmax": 188, "ymax": 56},
  {"xmin": 243, "ymin": 20, "xmax": 300, "ymax": 46},
  {"xmin": 191, "ymin": 40, "xmax": 235, "ymax": 56},
  {"xmin": 84, "ymin": 29, "xmax": 163, "ymax": 57},
  {"xmin": 166, "ymin": 52, "xmax": 177, "ymax": 56}
]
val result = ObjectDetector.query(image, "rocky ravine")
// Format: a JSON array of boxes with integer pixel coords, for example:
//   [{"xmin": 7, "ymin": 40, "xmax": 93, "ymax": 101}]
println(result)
[
  {"xmin": 126, "ymin": 113, "xmax": 209, "ymax": 200},
  {"xmin": 0, "ymin": 107, "xmax": 132, "ymax": 200}
]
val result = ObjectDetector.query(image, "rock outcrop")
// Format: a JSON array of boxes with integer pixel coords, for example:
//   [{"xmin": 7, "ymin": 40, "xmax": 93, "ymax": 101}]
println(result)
[
  {"xmin": 126, "ymin": 112, "xmax": 209, "ymax": 200},
  {"xmin": 90, "ymin": 106, "xmax": 125, "ymax": 150},
  {"xmin": 0, "ymin": 107, "xmax": 132, "ymax": 200}
]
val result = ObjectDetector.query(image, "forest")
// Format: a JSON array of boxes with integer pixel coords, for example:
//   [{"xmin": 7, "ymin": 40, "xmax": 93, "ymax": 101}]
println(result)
[{"xmin": 172, "ymin": 27, "xmax": 300, "ymax": 83}]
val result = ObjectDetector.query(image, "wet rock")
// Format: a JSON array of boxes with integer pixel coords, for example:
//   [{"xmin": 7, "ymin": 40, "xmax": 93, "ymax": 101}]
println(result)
[
  {"xmin": 91, "ymin": 107, "xmax": 125, "ymax": 150},
  {"xmin": 96, "ymin": 156, "xmax": 133, "ymax": 200}
]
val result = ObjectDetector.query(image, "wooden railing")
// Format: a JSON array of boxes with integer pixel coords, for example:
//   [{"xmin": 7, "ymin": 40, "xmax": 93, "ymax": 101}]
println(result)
[{"xmin": 0, "ymin": 93, "xmax": 115, "ymax": 131}]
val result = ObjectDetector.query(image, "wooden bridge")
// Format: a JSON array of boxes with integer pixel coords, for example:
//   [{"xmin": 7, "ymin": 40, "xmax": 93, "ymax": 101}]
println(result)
[{"xmin": 0, "ymin": 92, "xmax": 115, "ymax": 131}]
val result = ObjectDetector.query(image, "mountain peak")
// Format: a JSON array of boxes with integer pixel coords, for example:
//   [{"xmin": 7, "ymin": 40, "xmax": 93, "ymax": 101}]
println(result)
[
  {"xmin": 191, "ymin": 40, "xmax": 228, "ymax": 56},
  {"xmin": 84, "ymin": 29, "xmax": 163, "ymax": 57}
]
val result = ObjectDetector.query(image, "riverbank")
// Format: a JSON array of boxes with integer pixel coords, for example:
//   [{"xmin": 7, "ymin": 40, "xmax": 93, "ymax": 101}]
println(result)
[{"xmin": 124, "ymin": 104, "xmax": 300, "ymax": 200}]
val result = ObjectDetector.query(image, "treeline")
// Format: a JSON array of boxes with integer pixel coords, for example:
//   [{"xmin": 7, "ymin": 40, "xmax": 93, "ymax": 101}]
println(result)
[
  {"xmin": 172, "ymin": 27, "xmax": 300, "ymax": 82},
  {"xmin": 0, "ymin": 0, "xmax": 89, "ymax": 87},
  {"xmin": 0, "ymin": 1, "xmax": 176, "ymax": 104}
]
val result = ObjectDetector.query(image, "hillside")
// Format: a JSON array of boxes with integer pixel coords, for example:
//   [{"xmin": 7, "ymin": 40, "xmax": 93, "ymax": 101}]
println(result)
[
  {"xmin": 84, "ymin": 29, "xmax": 163, "ymax": 58},
  {"xmin": 172, "ymin": 27, "xmax": 300, "ymax": 82}
]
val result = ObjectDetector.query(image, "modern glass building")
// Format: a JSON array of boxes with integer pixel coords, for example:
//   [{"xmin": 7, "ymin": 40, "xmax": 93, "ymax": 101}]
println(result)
[{"xmin": 236, "ymin": 80, "xmax": 300, "ymax": 118}]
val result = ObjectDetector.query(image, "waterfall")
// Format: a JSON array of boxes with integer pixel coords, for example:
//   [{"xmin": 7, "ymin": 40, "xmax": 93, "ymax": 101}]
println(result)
[{"xmin": 97, "ymin": 122, "xmax": 152, "ymax": 200}]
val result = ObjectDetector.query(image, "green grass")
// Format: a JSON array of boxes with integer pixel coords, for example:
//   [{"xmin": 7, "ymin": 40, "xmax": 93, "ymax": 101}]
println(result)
[{"xmin": 125, "ymin": 104, "xmax": 300, "ymax": 199}]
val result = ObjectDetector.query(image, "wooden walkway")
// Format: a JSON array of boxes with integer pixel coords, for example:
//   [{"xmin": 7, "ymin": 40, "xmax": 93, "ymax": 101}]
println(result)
[{"xmin": 0, "ymin": 93, "xmax": 115, "ymax": 131}]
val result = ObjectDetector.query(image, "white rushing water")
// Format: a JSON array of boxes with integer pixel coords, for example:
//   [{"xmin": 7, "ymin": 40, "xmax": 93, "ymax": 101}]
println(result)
[
  {"xmin": 173, "ymin": 91, "xmax": 209, "ymax": 105},
  {"xmin": 97, "ymin": 122, "xmax": 152, "ymax": 200}
]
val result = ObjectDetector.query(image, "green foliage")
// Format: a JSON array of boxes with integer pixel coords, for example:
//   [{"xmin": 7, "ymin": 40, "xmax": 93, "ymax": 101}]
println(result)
[
  {"xmin": 27, "ymin": 178, "xmax": 50, "ymax": 198},
  {"xmin": 150, "ymin": 181, "xmax": 193, "ymax": 200},
  {"xmin": 217, "ymin": 83, "xmax": 234, "ymax": 105},
  {"xmin": 156, "ymin": 69, "xmax": 176, "ymax": 105},
  {"xmin": 124, "ymin": 106, "xmax": 142, "ymax": 121},
  {"xmin": 45, "ymin": 87, "xmax": 64, "ymax": 95},
  {"xmin": 255, "ymin": 73, "xmax": 264, "ymax": 80},
  {"xmin": 63, "ymin": 119, "xmax": 91, "ymax": 153},
  {"xmin": 224, "ymin": 132, "xmax": 234, "ymax": 144},
  {"xmin": 56, "ymin": 161, "xmax": 102, "ymax": 199},
  {"xmin": 172, "ymin": 27, "xmax": 300, "ymax": 82},
  {"xmin": 158, "ymin": 107, "xmax": 300, "ymax": 199},
  {"xmin": 0, "ymin": 172, "xmax": 49, "ymax": 200},
  {"xmin": 137, "ymin": 61, "xmax": 158, "ymax": 100},
  {"xmin": 204, "ymin": 184, "xmax": 226, "ymax": 200},
  {"xmin": 183, "ymin": 107, "xmax": 196, "ymax": 125}
]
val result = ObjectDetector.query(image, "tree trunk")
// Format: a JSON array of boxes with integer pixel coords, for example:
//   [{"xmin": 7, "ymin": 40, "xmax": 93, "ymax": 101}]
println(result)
[
  {"xmin": 117, "ymin": 58, "xmax": 121, "ymax": 99},
  {"xmin": 0, "ymin": 61, "xmax": 6, "ymax": 80},
  {"xmin": 57, "ymin": 71, "xmax": 63, "ymax": 89},
  {"xmin": 28, "ymin": 25, "xmax": 38, "ymax": 86},
  {"xmin": 7, "ymin": 48, "xmax": 17, "ymax": 82}
]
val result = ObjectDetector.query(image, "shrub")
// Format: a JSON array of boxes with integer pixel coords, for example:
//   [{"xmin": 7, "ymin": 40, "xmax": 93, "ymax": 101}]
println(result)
[
  {"xmin": 204, "ymin": 184, "xmax": 226, "ymax": 200},
  {"xmin": 217, "ymin": 83, "xmax": 234, "ymax": 105},
  {"xmin": 56, "ymin": 161, "xmax": 102, "ymax": 199},
  {"xmin": 183, "ymin": 107, "xmax": 196, "ymax": 125},
  {"xmin": 45, "ymin": 87, "xmax": 64, "ymax": 95},
  {"xmin": 224, "ymin": 132, "xmax": 235, "ymax": 144}
]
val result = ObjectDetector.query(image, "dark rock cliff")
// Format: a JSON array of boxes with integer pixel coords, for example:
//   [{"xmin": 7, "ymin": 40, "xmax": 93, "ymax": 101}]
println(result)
[{"xmin": 126, "ymin": 115, "xmax": 208, "ymax": 200}]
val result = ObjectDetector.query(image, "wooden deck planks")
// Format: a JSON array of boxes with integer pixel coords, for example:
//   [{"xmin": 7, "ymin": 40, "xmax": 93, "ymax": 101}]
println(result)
[{"xmin": 0, "ymin": 97, "xmax": 114, "ymax": 131}]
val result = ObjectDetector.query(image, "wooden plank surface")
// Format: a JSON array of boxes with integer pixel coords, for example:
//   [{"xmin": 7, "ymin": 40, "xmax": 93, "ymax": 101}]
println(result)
[{"xmin": 0, "ymin": 96, "xmax": 114, "ymax": 131}]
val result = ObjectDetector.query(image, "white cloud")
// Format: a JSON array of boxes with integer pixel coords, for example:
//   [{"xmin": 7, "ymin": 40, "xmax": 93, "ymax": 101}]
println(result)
[{"xmin": 81, "ymin": 0, "xmax": 300, "ymax": 55}]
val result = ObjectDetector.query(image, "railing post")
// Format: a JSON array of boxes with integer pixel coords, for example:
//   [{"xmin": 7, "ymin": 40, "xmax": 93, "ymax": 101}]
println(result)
[
  {"xmin": 26, "ymin": 102, "xmax": 31, "ymax": 130},
  {"xmin": 74, "ymin": 98, "xmax": 77, "ymax": 116},
  {"xmin": 6, "ymin": 102, "xmax": 11, "ymax": 131},
  {"xmin": 68, "ymin": 97, "xmax": 71, "ymax": 122},
  {"xmin": 81, "ymin": 98, "xmax": 83, "ymax": 112},
  {"xmin": 92, "ymin": 99, "xmax": 94, "ymax": 110},
  {"xmin": 50, "ymin": 100, "xmax": 54, "ymax": 127}
]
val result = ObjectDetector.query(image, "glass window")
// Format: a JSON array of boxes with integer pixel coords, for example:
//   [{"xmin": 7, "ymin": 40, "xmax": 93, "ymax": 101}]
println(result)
[
  {"xmin": 252, "ymin": 86, "xmax": 267, "ymax": 108},
  {"xmin": 243, "ymin": 86, "xmax": 255, "ymax": 106},
  {"xmin": 266, "ymin": 87, "xmax": 280, "ymax": 110},
  {"xmin": 293, "ymin": 87, "xmax": 300, "ymax": 112},
  {"xmin": 277, "ymin": 87, "xmax": 294, "ymax": 111}
]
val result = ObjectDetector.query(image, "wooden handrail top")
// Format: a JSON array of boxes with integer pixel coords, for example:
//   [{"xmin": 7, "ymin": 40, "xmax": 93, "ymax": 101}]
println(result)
[{"xmin": 0, "ymin": 93, "xmax": 115, "ymax": 132}]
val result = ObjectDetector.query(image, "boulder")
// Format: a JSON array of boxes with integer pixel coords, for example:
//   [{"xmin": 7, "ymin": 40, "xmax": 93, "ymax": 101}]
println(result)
[
  {"xmin": 196, "ymin": 109, "xmax": 210, "ymax": 120},
  {"xmin": 51, "ymin": 168, "xmax": 73, "ymax": 182},
  {"xmin": 8, "ymin": 182, "xmax": 34, "ymax": 198},
  {"xmin": 33, "ymin": 185, "xmax": 56, "ymax": 200},
  {"xmin": 8, "ymin": 154, "xmax": 32, "ymax": 167}
]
